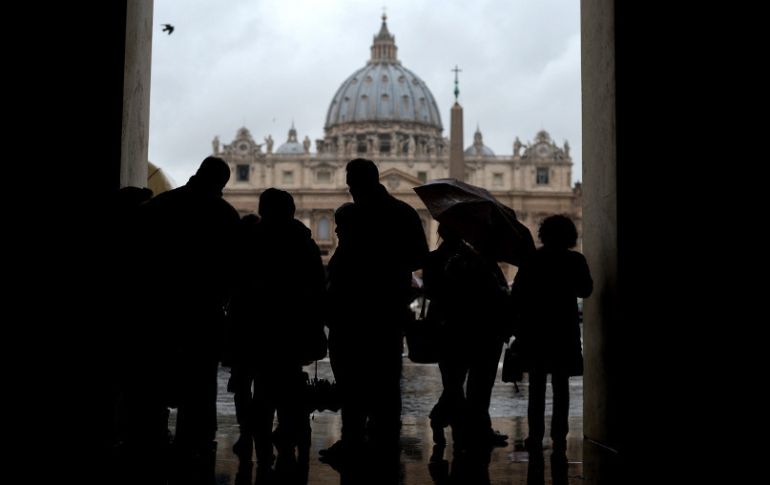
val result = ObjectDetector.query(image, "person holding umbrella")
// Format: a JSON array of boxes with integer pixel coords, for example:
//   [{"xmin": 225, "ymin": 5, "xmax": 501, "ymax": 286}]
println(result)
[
  {"xmin": 423, "ymin": 223, "xmax": 512, "ymax": 453},
  {"xmin": 415, "ymin": 179, "xmax": 535, "ymax": 454}
]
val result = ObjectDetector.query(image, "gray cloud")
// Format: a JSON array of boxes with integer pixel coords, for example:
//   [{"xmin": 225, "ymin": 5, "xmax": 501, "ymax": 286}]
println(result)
[{"xmin": 149, "ymin": 0, "xmax": 581, "ymax": 187}]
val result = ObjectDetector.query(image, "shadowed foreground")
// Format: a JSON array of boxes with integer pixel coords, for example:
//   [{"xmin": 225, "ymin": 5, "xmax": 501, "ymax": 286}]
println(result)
[{"xmin": 203, "ymin": 359, "xmax": 584, "ymax": 484}]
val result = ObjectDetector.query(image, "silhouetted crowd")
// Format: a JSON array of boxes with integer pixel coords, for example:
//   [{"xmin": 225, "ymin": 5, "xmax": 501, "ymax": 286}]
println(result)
[{"xmin": 104, "ymin": 156, "xmax": 591, "ymax": 485}]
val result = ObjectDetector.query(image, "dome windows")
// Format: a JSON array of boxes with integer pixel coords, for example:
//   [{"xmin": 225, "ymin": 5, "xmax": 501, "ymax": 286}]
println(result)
[
  {"xmin": 364, "ymin": 75, "xmax": 373, "ymax": 84},
  {"xmin": 380, "ymin": 94, "xmax": 391, "ymax": 117},
  {"xmin": 398, "ymin": 75, "xmax": 406, "ymax": 83},
  {"xmin": 382, "ymin": 75, "xmax": 389, "ymax": 83}
]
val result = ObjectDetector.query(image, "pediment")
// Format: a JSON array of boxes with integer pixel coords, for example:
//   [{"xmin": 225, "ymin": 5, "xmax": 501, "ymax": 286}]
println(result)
[{"xmin": 379, "ymin": 168, "xmax": 424, "ymax": 191}]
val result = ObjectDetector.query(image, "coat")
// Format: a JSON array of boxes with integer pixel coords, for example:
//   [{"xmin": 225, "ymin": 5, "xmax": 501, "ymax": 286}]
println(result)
[{"xmin": 511, "ymin": 246, "xmax": 593, "ymax": 376}]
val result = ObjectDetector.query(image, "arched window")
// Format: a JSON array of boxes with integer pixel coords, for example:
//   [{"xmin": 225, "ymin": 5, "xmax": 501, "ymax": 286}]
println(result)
[{"xmin": 318, "ymin": 217, "xmax": 331, "ymax": 241}]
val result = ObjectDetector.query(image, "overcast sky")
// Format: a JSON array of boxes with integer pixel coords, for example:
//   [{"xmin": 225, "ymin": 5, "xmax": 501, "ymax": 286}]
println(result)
[{"xmin": 149, "ymin": 0, "xmax": 581, "ymax": 188}]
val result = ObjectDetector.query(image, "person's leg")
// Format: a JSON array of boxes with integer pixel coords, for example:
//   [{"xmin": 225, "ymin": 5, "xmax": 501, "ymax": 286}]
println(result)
[
  {"xmin": 251, "ymin": 372, "xmax": 277, "ymax": 467},
  {"xmin": 367, "ymin": 339, "xmax": 403, "ymax": 451},
  {"xmin": 430, "ymin": 357, "xmax": 465, "ymax": 445},
  {"xmin": 550, "ymin": 372, "xmax": 570, "ymax": 452},
  {"xmin": 321, "ymin": 330, "xmax": 366, "ymax": 462},
  {"xmin": 465, "ymin": 340, "xmax": 504, "ymax": 446},
  {"xmin": 229, "ymin": 367, "xmax": 254, "ymax": 458},
  {"xmin": 174, "ymin": 356, "xmax": 218, "ymax": 452},
  {"xmin": 526, "ymin": 369, "xmax": 547, "ymax": 450},
  {"xmin": 275, "ymin": 366, "xmax": 311, "ymax": 455}
]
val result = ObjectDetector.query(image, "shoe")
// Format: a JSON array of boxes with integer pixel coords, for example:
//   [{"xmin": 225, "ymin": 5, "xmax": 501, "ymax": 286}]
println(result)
[
  {"xmin": 233, "ymin": 434, "xmax": 253, "ymax": 459},
  {"xmin": 551, "ymin": 438, "xmax": 567, "ymax": 454},
  {"xmin": 319, "ymin": 440, "xmax": 344, "ymax": 460},
  {"xmin": 523, "ymin": 437, "xmax": 543, "ymax": 453},
  {"xmin": 487, "ymin": 429, "xmax": 509, "ymax": 447},
  {"xmin": 319, "ymin": 440, "xmax": 349, "ymax": 471},
  {"xmin": 430, "ymin": 420, "xmax": 447, "ymax": 446}
]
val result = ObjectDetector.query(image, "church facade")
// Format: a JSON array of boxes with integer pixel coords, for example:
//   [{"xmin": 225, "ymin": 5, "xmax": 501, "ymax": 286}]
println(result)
[{"xmin": 217, "ymin": 16, "xmax": 582, "ymax": 276}]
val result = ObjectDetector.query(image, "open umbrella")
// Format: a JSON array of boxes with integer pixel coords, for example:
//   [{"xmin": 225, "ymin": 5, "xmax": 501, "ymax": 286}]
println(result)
[{"xmin": 414, "ymin": 178, "xmax": 535, "ymax": 266}]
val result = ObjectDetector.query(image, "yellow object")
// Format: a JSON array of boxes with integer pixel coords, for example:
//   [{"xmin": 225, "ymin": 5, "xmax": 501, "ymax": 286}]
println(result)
[{"xmin": 148, "ymin": 161, "xmax": 174, "ymax": 195}]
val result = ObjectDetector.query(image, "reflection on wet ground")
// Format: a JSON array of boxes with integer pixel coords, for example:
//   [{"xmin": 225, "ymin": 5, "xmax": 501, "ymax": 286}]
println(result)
[
  {"xmin": 216, "ymin": 358, "xmax": 584, "ymax": 419},
  {"xmin": 191, "ymin": 359, "xmax": 585, "ymax": 484}
]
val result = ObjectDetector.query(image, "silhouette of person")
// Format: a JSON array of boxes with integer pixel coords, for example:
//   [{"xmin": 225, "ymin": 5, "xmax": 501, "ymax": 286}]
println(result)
[
  {"xmin": 223, "ymin": 213, "xmax": 260, "ymax": 461},
  {"xmin": 511, "ymin": 214, "xmax": 593, "ymax": 454},
  {"xmin": 137, "ymin": 156, "xmax": 240, "ymax": 458},
  {"xmin": 423, "ymin": 224, "xmax": 512, "ymax": 454},
  {"xmin": 227, "ymin": 188, "xmax": 326, "ymax": 469},
  {"xmin": 101, "ymin": 187, "xmax": 153, "ymax": 455},
  {"xmin": 321, "ymin": 158, "xmax": 429, "ymax": 464}
]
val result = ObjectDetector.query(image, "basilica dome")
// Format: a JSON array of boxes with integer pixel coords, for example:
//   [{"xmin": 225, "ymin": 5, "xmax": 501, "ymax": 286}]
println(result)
[{"xmin": 324, "ymin": 16, "xmax": 442, "ymax": 132}]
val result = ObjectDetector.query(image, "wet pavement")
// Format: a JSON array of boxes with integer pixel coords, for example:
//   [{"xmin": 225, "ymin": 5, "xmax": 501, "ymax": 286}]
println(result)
[{"xmin": 169, "ymin": 358, "xmax": 586, "ymax": 484}]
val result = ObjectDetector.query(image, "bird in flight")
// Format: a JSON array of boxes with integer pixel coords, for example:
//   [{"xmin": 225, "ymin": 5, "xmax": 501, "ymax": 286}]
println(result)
[{"xmin": 161, "ymin": 24, "xmax": 174, "ymax": 35}]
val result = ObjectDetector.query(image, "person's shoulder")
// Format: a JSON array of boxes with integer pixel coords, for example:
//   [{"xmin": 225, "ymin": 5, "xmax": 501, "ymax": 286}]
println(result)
[
  {"xmin": 567, "ymin": 250, "xmax": 588, "ymax": 263},
  {"xmin": 140, "ymin": 187, "xmax": 182, "ymax": 215},
  {"xmin": 288, "ymin": 219, "xmax": 313, "ymax": 240},
  {"xmin": 388, "ymin": 195, "xmax": 420, "ymax": 217},
  {"xmin": 147, "ymin": 186, "xmax": 182, "ymax": 204},
  {"xmin": 336, "ymin": 201, "xmax": 357, "ymax": 216},
  {"xmin": 215, "ymin": 197, "xmax": 240, "ymax": 220}
]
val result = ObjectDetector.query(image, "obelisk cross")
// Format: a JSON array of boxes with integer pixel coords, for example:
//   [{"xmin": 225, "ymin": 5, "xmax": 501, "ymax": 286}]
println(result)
[{"xmin": 452, "ymin": 65, "xmax": 462, "ymax": 101}]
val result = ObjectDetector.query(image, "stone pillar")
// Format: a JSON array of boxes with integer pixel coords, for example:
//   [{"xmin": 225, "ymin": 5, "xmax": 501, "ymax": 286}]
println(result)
[
  {"xmin": 449, "ymin": 102, "xmax": 464, "ymax": 179},
  {"xmin": 120, "ymin": 0, "xmax": 153, "ymax": 188},
  {"xmin": 582, "ymin": 1, "xmax": 689, "ymax": 483},
  {"xmin": 582, "ymin": 0, "xmax": 618, "ymax": 461}
]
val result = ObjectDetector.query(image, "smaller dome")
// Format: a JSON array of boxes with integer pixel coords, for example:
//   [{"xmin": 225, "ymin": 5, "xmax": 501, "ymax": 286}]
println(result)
[
  {"xmin": 464, "ymin": 145, "xmax": 495, "ymax": 156},
  {"xmin": 275, "ymin": 123, "xmax": 304, "ymax": 155},
  {"xmin": 276, "ymin": 142, "xmax": 303, "ymax": 154},
  {"xmin": 464, "ymin": 126, "xmax": 495, "ymax": 156}
]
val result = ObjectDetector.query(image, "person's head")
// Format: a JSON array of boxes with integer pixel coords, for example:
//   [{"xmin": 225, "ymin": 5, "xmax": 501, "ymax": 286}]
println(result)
[
  {"xmin": 241, "ymin": 213, "xmax": 260, "ymax": 225},
  {"xmin": 115, "ymin": 186, "xmax": 153, "ymax": 208},
  {"xmin": 189, "ymin": 156, "xmax": 231, "ymax": 191},
  {"xmin": 538, "ymin": 214, "xmax": 578, "ymax": 249},
  {"xmin": 334, "ymin": 202, "xmax": 354, "ymax": 238},
  {"xmin": 345, "ymin": 158, "xmax": 379, "ymax": 202},
  {"xmin": 437, "ymin": 223, "xmax": 461, "ymax": 244},
  {"xmin": 258, "ymin": 188, "xmax": 295, "ymax": 222}
]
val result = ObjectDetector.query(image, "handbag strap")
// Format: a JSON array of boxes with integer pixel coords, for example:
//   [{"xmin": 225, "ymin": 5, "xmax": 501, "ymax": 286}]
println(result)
[{"xmin": 419, "ymin": 295, "xmax": 428, "ymax": 320}]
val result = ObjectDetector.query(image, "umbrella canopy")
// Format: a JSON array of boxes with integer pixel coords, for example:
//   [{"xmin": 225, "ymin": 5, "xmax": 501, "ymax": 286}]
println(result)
[{"xmin": 414, "ymin": 178, "xmax": 535, "ymax": 266}]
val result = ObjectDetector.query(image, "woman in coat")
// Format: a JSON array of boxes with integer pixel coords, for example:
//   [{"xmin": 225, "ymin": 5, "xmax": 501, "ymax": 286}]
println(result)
[{"xmin": 511, "ymin": 215, "xmax": 593, "ymax": 454}]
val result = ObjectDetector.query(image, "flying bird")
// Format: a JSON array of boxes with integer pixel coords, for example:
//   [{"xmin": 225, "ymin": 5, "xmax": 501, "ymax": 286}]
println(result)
[{"xmin": 161, "ymin": 24, "xmax": 174, "ymax": 35}]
